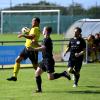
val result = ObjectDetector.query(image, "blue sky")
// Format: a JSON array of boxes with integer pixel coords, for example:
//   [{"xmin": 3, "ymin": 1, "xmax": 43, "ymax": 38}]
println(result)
[{"xmin": 0, "ymin": 0, "xmax": 100, "ymax": 9}]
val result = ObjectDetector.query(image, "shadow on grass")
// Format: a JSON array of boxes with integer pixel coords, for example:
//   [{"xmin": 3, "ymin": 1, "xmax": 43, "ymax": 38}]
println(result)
[
  {"xmin": 67, "ymin": 85, "xmax": 100, "ymax": 94},
  {"xmin": 67, "ymin": 90, "xmax": 100, "ymax": 94},
  {"xmin": 79, "ymin": 85, "xmax": 100, "ymax": 89},
  {"xmin": 85, "ymin": 85, "xmax": 100, "ymax": 88},
  {"xmin": 43, "ymin": 90, "xmax": 100, "ymax": 94},
  {"xmin": 43, "ymin": 85, "xmax": 100, "ymax": 94}
]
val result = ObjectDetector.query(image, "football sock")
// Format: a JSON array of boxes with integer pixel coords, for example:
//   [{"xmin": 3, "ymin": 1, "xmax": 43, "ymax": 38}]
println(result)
[
  {"xmin": 13, "ymin": 63, "xmax": 20, "ymax": 77},
  {"xmin": 36, "ymin": 76, "xmax": 42, "ymax": 91},
  {"xmin": 53, "ymin": 73, "xmax": 63, "ymax": 79},
  {"xmin": 71, "ymin": 70, "xmax": 76, "ymax": 75},
  {"xmin": 74, "ymin": 74, "xmax": 80, "ymax": 85}
]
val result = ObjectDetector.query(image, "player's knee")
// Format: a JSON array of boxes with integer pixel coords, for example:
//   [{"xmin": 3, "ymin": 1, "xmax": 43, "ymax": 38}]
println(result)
[
  {"xmin": 48, "ymin": 74, "xmax": 54, "ymax": 80},
  {"xmin": 35, "ymin": 70, "xmax": 40, "ymax": 77},
  {"xmin": 48, "ymin": 76, "xmax": 53, "ymax": 80},
  {"xmin": 16, "ymin": 56, "xmax": 22, "ymax": 63},
  {"xmin": 16, "ymin": 58, "xmax": 20, "ymax": 63},
  {"xmin": 35, "ymin": 67, "xmax": 42, "ymax": 77},
  {"xmin": 35, "ymin": 71, "xmax": 38, "ymax": 77},
  {"xmin": 68, "ymin": 67, "xmax": 73, "ymax": 73}
]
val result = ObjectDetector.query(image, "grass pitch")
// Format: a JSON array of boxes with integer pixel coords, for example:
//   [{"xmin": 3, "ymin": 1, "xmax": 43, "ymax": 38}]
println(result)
[
  {"xmin": 0, "ymin": 62, "xmax": 100, "ymax": 100},
  {"xmin": 0, "ymin": 34, "xmax": 64, "ymax": 41}
]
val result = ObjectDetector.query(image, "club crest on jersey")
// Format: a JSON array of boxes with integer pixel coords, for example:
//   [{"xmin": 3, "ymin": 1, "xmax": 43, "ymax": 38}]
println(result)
[{"xmin": 77, "ymin": 41, "xmax": 80, "ymax": 44}]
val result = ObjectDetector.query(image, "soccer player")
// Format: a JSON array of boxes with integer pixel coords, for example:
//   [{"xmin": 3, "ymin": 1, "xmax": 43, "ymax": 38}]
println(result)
[
  {"xmin": 64, "ymin": 27, "xmax": 86, "ymax": 87},
  {"xmin": 7, "ymin": 17, "xmax": 41, "ymax": 81},
  {"xmin": 29, "ymin": 26, "xmax": 71, "ymax": 93}
]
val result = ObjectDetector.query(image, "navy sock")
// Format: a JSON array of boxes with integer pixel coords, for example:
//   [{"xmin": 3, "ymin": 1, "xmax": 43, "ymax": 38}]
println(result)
[
  {"xmin": 53, "ymin": 73, "xmax": 63, "ymax": 79},
  {"xmin": 71, "ymin": 70, "xmax": 76, "ymax": 75},
  {"xmin": 74, "ymin": 74, "xmax": 80, "ymax": 85},
  {"xmin": 36, "ymin": 76, "xmax": 42, "ymax": 91}
]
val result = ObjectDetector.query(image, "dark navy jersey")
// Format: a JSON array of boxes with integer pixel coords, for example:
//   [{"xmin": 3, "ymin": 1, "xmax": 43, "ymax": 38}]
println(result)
[
  {"xmin": 42, "ymin": 37, "xmax": 53, "ymax": 59},
  {"xmin": 68, "ymin": 37, "xmax": 86, "ymax": 59}
]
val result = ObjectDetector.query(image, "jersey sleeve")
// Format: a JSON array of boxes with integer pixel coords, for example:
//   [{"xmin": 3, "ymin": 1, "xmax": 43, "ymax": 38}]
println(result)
[{"xmin": 30, "ymin": 27, "xmax": 40, "ymax": 41}]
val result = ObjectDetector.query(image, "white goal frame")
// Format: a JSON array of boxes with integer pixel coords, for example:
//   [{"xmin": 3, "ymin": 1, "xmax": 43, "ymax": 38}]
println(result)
[{"xmin": 1, "ymin": 10, "xmax": 60, "ymax": 34}]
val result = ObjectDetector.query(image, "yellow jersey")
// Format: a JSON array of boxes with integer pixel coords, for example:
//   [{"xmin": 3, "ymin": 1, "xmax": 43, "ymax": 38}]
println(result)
[{"xmin": 25, "ymin": 27, "xmax": 40, "ymax": 48}]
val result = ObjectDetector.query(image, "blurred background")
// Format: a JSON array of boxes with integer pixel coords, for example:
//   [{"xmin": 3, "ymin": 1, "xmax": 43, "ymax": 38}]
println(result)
[
  {"xmin": 0, "ymin": 0, "xmax": 100, "ymax": 34},
  {"xmin": 0, "ymin": 0, "xmax": 100, "ymax": 66}
]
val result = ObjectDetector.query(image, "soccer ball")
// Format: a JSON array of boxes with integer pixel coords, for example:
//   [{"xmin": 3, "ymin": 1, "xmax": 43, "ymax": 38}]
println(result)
[{"xmin": 21, "ymin": 27, "xmax": 30, "ymax": 34}]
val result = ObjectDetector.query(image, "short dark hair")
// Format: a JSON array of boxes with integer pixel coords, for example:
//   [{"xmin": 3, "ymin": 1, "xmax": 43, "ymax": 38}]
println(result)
[
  {"xmin": 34, "ymin": 17, "xmax": 40, "ymax": 23},
  {"xmin": 46, "ymin": 26, "xmax": 52, "ymax": 34},
  {"xmin": 75, "ymin": 27, "xmax": 82, "ymax": 33}
]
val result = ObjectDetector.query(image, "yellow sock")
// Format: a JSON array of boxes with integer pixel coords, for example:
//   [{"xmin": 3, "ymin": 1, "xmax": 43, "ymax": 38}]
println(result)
[{"xmin": 13, "ymin": 63, "xmax": 20, "ymax": 77}]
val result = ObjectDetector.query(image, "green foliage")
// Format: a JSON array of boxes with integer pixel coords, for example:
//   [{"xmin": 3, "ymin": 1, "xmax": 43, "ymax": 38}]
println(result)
[
  {"xmin": 0, "ymin": 63, "xmax": 100, "ymax": 100},
  {"xmin": 4, "ymin": 0, "xmax": 100, "ymax": 16}
]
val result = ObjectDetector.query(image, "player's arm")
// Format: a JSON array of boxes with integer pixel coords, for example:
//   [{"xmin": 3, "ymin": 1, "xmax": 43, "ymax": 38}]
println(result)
[
  {"xmin": 79, "ymin": 49, "xmax": 86, "ymax": 55},
  {"xmin": 28, "ymin": 45, "xmax": 45, "ymax": 52},
  {"xmin": 75, "ymin": 39, "xmax": 86, "ymax": 57},
  {"xmin": 79, "ymin": 39, "xmax": 86, "ymax": 56},
  {"xmin": 75, "ymin": 49, "xmax": 85, "ymax": 57},
  {"xmin": 64, "ymin": 40, "xmax": 71, "ymax": 56},
  {"xmin": 34, "ymin": 45, "xmax": 46, "ymax": 51},
  {"xmin": 18, "ymin": 34, "xmax": 35, "ymax": 40},
  {"xmin": 31, "ymin": 40, "xmax": 41, "ymax": 47},
  {"xmin": 64, "ymin": 39, "xmax": 72, "ymax": 56},
  {"xmin": 64, "ymin": 46, "xmax": 70, "ymax": 56}
]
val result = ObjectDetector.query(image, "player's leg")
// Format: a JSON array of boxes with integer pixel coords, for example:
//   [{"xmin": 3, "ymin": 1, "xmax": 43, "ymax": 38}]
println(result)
[
  {"xmin": 67, "ymin": 60, "xmax": 76, "ymax": 75},
  {"xmin": 13, "ymin": 56, "xmax": 23, "ymax": 77},
  {"xmin": 7, "ymin": 47, "xmax": 28, "ymax": 81},
  {"xmin": 46, "ymin": 59, "xmax": 71, "ymax": 80},
  {"xmin": 29, "ymin": 50, "xmax": 42, "ymax": 92},
  {"xmin": 6, "ymin": 56, "xmax": 23, "ymax": 81},
  {"xmin": 73, "ymin": 72, "xmax": 80, "ymax": 87},
  {"xmin": 47, "ymin": 71, "xmax": 70, "ymax": 80},
  {"xmin": 73, "ymin": 60, "xmax": 82, "ymax": 87},
  {"xmin": 29, "ymin": 51, "xmax": 38, "ymax": 70},
  {"xmin": 35, "ymin": 67, "xmax": 43, "ymax": 93}
]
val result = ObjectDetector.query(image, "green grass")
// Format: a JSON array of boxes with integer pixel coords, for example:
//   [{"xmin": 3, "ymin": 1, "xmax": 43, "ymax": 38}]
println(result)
[
  {"xmin": 0, "ymin": 33, "xmax": 64, "ymax": 41},
  {"xmin": 0, "ymin": 63, "xmax": 100, "ymax": 100}
]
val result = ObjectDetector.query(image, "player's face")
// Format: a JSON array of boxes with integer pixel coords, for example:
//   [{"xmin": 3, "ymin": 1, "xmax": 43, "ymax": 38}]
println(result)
[
  {"xmin": 74, "ymin": 29, "xmax": 80, "ymax": 37},
  {"xmin": 32, "ymin": 19, "xmax": 37, "ymax": 27},
  {"xmin": 42, "ymin": 27, "xmax": 48, "ymax": 38}
]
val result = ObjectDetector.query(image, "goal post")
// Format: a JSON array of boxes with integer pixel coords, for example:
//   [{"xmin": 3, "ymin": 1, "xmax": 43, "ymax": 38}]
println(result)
[{"xmin": 0, "ymin": 10, "xmax": 60, "ymax": 34}]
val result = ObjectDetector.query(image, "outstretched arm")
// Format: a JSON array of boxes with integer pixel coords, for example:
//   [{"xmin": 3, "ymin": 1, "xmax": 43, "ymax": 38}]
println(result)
[
  {"xmin": 18, "ymin": 33, "xmax": 35, "ymax": 39},
  {"xmin": 75, "ymin": 49, "xmax": 86, "ymax": 57},
  {"xmin": 34, "ymin": 45, "xmax": 46, "ymax": 51},
  {"xmin": 28, "ymin": 45, "xmax": 46, "ymax": 52},
  {"xmin": 64, "ymin": 47, "xmax": 70, "ymax": 56}
]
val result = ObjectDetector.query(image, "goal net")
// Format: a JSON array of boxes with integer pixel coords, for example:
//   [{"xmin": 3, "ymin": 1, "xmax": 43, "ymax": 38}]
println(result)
[{"xmin": 1, "ymin": 10, "xmax": 60, "ymax": 34}]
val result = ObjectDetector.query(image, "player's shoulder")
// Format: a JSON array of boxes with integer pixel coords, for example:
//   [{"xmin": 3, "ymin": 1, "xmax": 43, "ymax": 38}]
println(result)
[
  {"xmin": 43, "ymin": 37, "xmax": 52, "ymax": 43},
  {"xmin": 80, "ymin": 37, "xmax": 86, "ymax": 42},
  {"xmin": 70, "ymin": 38, "xmax": 74, "ymax": 42},
  {"xmin": 30, "ymin": 27, "xmax": 40, "ymax": 35},
  {"xmin": 31, "ymin": 27, "xmax": 40, "ymax": 31}
]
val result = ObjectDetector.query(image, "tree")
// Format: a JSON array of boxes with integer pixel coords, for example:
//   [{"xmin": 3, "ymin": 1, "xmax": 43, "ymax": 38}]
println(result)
[
  {"xmin": 87, "ymin": 6, "xmax": 100, "ymax": 18},
  {"xmin": 68, "ymin": 3, "xmax": 86, "ymax": 15}
]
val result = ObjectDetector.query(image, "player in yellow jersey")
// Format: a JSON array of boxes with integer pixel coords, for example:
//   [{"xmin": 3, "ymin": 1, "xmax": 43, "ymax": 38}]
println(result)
[{"xmin": 7, "ymin": 17, "xmax": 41, "ymax": 81}]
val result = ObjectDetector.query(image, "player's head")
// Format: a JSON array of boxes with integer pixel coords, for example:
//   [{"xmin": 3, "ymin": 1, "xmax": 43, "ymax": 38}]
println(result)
[
  {"xmin": 32, "ymin": 17, "xmax": 40, "ymax": 27},
  {"xmin": 74, "ymin": 27, "xmax": 82, "ymax": 38},
  {"xmin": 43, "ymin": 26, "xmax": 52, "ymax": 37}
]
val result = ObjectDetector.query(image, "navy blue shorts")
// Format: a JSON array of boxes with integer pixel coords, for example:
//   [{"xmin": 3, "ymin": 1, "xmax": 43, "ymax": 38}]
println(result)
[
  {"xmin": 39, "ymin": 58, "xmax": 55, "ymax": 73},
  {"xmin": 19, "ymin": 47, "xmax": 38, "ymax": 65},
  {"xmin": 68, "ymin": 59, "xmax": 83, "ymax": 72}
]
